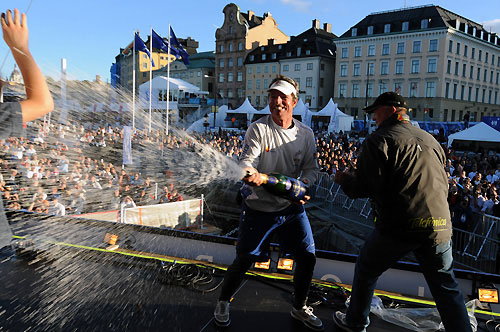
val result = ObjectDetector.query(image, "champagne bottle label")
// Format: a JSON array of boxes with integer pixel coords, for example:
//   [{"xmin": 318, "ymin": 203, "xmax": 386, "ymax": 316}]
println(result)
[{"xmin": 267, "ymin": 175, "xmax": 278, "ymax": 185}]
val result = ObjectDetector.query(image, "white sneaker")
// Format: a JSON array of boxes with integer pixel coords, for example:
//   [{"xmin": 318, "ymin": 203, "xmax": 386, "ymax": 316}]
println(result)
[
  {"xmin": 214, "ymin": 300, "xmax": 230, "ymax": 327},
  {"xmin": 290, "ymin": 305, "xmax": 324, "ymax": 331}
]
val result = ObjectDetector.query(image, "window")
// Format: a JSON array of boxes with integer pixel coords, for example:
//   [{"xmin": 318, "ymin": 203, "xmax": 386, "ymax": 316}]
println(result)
[
  {"xmin": 475, "ymin": 87, "xmax": 479, "ymax": 102},
  {"xmin": 341, "ymin": 47, "xmax": 348, "ymax": 58},
  {"xmin": 229, "ymin": 43, "xmax": 233, "ymax": 52},
  {"xmin": 190, "ymin": 71, "xmax": 194, "ymax": 78},
  {"xmin": 479, "ymin": 50, "xmax": 482, "ymax": 61},
  {"xmin": 321, "ymin": 63, "xmax": 325, "ymax": 70},
  {"xmin": 264, "ymin": 78, "xmax": 268, "ymax": 88},
  {"xmin": 305, "ymin": 50, "xmax": 311, "ymax": 55},
  {"xmin": 219, "ymin": 59, "xmax": 224, "ymax": 68},
  {"xmin": 142, "ymin": 63, "xmax": 147, "ymax": 69},
  {"xmin": 413, "ymin": 41, "xmax": 421, "ymax": 53},
  {"xmin": 352, "ymin": 83, "xmax": 360, "ymax": 97},
  {"xmin": 472, "ymin": 47, "xmax": 475, "ymax": 59},
  {"xmin": 368, "ymin": 45, "xmax": 375, "ymax": 56},
  {"xmin": 409, "ymin": 82, "xmax": 418, "ymax": 97},
  {"xmin": 460, "ymin": 85, "xmax": 465, "ymax": 100},
  {"xmin": 402, "ymin": 21, "xmax": 409, "ymax": 31},
  {"xmin": 256, "ymin": 95, "xmax": 260, "ymax": 105},
  {"xmin": 248, "ymin": 67, "xmax": 252, "ymax": 74},
  {"xmin": 367, "ymin": 26, "xmax": 374, "ymax": 35},
  {"xmin": 286, "ymin": 51, "xmax": 292, "ymax": 57},
  {"xmin": 249, "ymin": 55, "xmax": 254, "ymax": 61},
  {"xmin": 264, "ymin": 65, "xmax": 268, "ymax": 73},
  {"xmin": 381, "ymin": 61, "xmax": 389, "ymax": 75},
  {"xmin": 429, "ymin": 39, "xmax": 438, "ymax": 52},
  {"xmin": 338, "ymin": 83, "xmax": 346, "ymax": 97},
  {"xmin": 411, "ymin": 59, "xmax": 420, "ymax": 73},
  {"xmin": 455, "ymin": 61, "xmax": 459, "ymax": 75},
  {"xmin": 353, "ymin": 63, "xmax": 360, "ymax": 76},
  {"xmin": 426, "ymin": 82, "xmax": 436, "ymax": 97},
  {"xmin": 491, "ymin": 70, "xmax": 494, "ymax": 83},
  {"xmin": 352, "ymin": 28, "xmax": 357, "ymax": 36},
  {"xmin": 445, "ymin": 82, "xmax": 450, "ymax": 98},
  {"xmin": 297, "ymin": 47, "xmax": 301, "ymax": 56},
  {"xmin": 238, "ymin": 42, "xmax": 243, "ymax": 51},
  {"xmin": 456, "ymin": 42, "xmax": 461, "ymax": 55},
  {"xmin": 382, "ymin": 43, "xmax": 390, "ymax": 55},
  {"xmin": 460, "ymin": 63, "xmax": 466, "ymax": 77},
  {"xmin": 484, "ymin": 69, "xmax": 488, "ymax": 82},
  {"xmin": 272, "ymin": 53, "xmax": 276, "ymax": 59},
  {"xmin": 340, "ymin": 64, "xmax": 347, "ymax": 77},
  {"xmin": 496, "ymin": 91, "xmax": 499, "ymax": 105},
  {"xmin": 477, "ymin": 67, "xmax": 481, "ymax": 80},
  {"xmin": 448, "ymin": 40, "xmax": 453, "ymax": 53},
  {"xmin": 197, "ymin": 71, "xmax": 201, "ymax": 77},
  {"xmin": 354, "ymin": 46, "xmax": 361, "ymax": 57},
  {"xmin": 366, "ymin": 83, "xmax": 373, "ymax": 97},
  {"xmin": 283, "ymin": 64, "xmax": 289, "ymax": 72},
  {"xmin": 261, "ymin": 54, "xmax": 266, "ymax": 60},
  {"xmin": 470, "ymin": 65, "xmax": 473, "ymax": 79},
  {"xmin": 486, "ymin": 52, "xmax": 489, "ymax": 63},
  {"xmin": 306, "ymin": 77, "xmax": 313, "ymax": 87},
  {"xmin": 468, "ymin": 86, "xmax": 472, "ymax": 101},
  {"xmin": 238, "ymin": 88, "xmax": 243, "ymax": 98},
  {"xmin": 464, "ymin": 45, "xmax": 468, "ymax": 57},
  {"xmin": 307, "ymin": 63, "xmax": 313, "ymax": 70},
  {"xmin": 227, "ymin": 89, "xmax": 233, "ymax": 98},
  {"xmin": 272, "ymin": 65, "xmax": 276, "ymax": 73},
  {"xmin": 384, "ymin": 24, "xmax": 391, "ymax": 33},
  {"xmin": 394, "ymin": 82, "xmax": 402, "ymax": 95},
  {"xmin": 237, "ymin": 57, "xmax": 243, "ymax": 67},
  {"xmin": 256, "ymin": 66, "xmax": 261, "ymax": 73},
  {"xmin": 294, "ymin": 64, "xmax": 301, "ymax": 71},
  {"xmin": 397, "ymin": 42, "xmax": 405, "ymax": 54},
  {"xmin": 379, "ymin": 82, "xmax": 388, "ymax": 94},
  {"xmin": 367, "ymin": 62, "xmax": 374, "ymax": 75},
  {"xmin": 228, "ymin": 58, "xmax": 233, "ymax": 67},
  {"xmin": 497, "ymin": 72, "xmax": 499, "ymax": 84},
  {"xmin": 227, "ymin": 72, "xmax": 233, "ymax": 82},
  {"xmin": 255, "ymin": 79, "xmax": 261, "ymax": 89},
  {"xmin": 237, "ymin": 72, "xmax": 242, "ymax": 82},
  {"xmin": 395, "ymin": 60, "xmax": 404, "ymax": 74},
  {"xmin": 247, "ymin": 79, "xmax": 252, "ymax": 89},
  {"xmin": 219, "ymin": 73, "xmax": 224, "ymax": 83},
  {"xmin": 428, "ymin": 58, "xmax": 437, "ymax": 73},
  {"xmin": 482, "ymin": 88, "xmax": 486, "ymax": 103},
  {"xmin": 421, "ymin": 19, "xmax": 429, "ymax": 29},
  {"xmin": 229, "ymin": 26, "xmax": 232, "ymax": 34},
  {"xmin": 453, "ymin": 84, "xmax": 457, "ymax": 99},
  {"xmin": 447, "ymin": 60, "xmax": 451, "ymax": 74}
]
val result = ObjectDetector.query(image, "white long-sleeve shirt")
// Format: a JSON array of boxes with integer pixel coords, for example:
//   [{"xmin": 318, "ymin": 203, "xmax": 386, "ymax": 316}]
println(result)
[{"xmin": 239, "ymin": 115, "xmax": 319, "ymax": 212}]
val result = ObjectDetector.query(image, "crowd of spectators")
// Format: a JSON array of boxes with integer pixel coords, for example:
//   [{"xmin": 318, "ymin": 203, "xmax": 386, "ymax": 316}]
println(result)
[
  {"xmin": 0, "ymin": 122, "xmax": 186, "ymax": 218},
  {"xmin": 3, "ymin": 119, "xmax": 500, "ymax": 236}
]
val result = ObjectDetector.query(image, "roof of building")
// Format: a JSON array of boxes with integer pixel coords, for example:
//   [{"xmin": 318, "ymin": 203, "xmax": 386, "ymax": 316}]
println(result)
[{"xmin": 338, "ymin": 4, "xmax": 500, "ymax": 48}]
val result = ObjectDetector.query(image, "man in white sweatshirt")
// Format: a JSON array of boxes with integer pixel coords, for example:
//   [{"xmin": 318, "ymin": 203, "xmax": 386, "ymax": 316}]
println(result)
[{"xmin": 214, "ymin": 75, "xmax": 322, "ymax": 331}]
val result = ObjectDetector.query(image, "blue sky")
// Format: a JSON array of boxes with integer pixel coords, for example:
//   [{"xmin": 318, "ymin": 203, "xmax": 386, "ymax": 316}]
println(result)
[{"xmin": 1, "ymin": 0, "xmax": 500, "ymax": 82}]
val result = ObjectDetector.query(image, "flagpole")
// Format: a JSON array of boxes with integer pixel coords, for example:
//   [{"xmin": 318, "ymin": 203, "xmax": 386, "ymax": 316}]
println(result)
[
  {"xmin": 132, "ymin": 31, "xmax": 136, "ymax": 130},
  {"xmin": 166, "ymin": 23, "xmax": 171, "ymax": 136},
  {"xmin": 149, "ymin": 26, "xmax": 153, "ymax": 133}
]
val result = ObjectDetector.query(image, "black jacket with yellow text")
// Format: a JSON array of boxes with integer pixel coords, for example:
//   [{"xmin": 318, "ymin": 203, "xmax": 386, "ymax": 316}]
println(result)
[{"xmin": 341, "ymin": 114, "xmax": 452, "ymax": 244}]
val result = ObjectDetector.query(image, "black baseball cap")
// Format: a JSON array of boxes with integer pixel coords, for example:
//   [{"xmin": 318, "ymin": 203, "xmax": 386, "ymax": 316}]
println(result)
[{"xmin": 363, "ymin": 91, "xmax": 408, "ymax": 113}]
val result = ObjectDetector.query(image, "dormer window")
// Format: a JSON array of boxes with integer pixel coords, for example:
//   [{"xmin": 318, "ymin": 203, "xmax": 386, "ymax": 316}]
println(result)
[
  {"xmin": 352, "ymin": 28, "xmax": 358, "ymax": 36},
  {"xmin": 249, "ymin": 55, "xmax": 254, "ymax": 61},
  {"xmin": 367, "ymin": 26, "xmax": 374, "ymax": 35},
  {"xmin": 286, "ymin": 51, "xmax": 292, "ymax": 57},
  {"xmin": 297, "ymin": 47, "xmax": 301, "ymax": 56},
  {"xmin": 304, "ymin": 38, "xmax": 308, "ymax": 42},
  {"xmin": 421, "ymin": 19, "xmax": 429, "ymax": 29},
  {"xmin": 402, "ymin": 21, "xmax": 409, "ymax": 31},
  {"xmin": 305, "ymin": 50, "xmax": 311, "ymax": 55},
  {"xmin": 384, "ymin": 24, "xmax": 391, "ymax": 33},
  {"xmin": 261, "ymin": 46, "xmax": 265, "ymax": 51},
  {"xmin": 262, "ymin": 54, "xmax": 266, "ymax": 60}
]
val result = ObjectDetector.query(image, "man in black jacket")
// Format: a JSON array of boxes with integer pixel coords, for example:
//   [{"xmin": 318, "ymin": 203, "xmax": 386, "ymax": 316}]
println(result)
[{"xmin": 332, "ymin": 92, "xmax": 472, "ymax": 332}]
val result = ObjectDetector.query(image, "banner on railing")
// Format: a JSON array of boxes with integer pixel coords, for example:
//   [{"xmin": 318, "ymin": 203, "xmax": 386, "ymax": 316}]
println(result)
[{"xmin": 122, "ymin": 199, "xmax": 201, "ymax": 229}]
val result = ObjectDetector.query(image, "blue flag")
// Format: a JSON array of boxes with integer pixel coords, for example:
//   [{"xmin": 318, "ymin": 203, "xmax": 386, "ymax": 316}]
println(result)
[
  {"xmin": 134, "ymin": 32, "xmax": 155, "ymax": 67},
  {"xmin": 169, "ymin": 27, "xmax": 190, "ymax": 65},
  {"xmin": 151, "ymin": 29, "xmax": 180, "ymax": 59}
]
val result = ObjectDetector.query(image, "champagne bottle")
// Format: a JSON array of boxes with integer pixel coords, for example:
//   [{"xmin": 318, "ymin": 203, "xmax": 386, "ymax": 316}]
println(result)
[{"xmin": 249, "ymin": 172, "xmax": 308, "ymax": 202}]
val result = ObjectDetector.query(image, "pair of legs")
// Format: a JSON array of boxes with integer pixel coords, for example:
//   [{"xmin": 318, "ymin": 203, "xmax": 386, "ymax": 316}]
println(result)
[
  {"xmin": 343, "ymin": 229, "xmax": 473, "ymax": 332},
  {"xmin": 218, "ymin": 202, "xmax": 316, "ymax": 309}
]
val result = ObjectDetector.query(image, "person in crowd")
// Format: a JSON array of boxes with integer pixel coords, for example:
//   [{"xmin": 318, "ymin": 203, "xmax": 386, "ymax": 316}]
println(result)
[
  {"xmin": 333, "ymin": 92, "xmax": 472, "ymax": 332},
  {"xmin": 214, "ymin": 75, "xmax": 322, "ymax": 330},
  {"xmin": 0, "ymin": 9, "xmax": 54, "ymax": 249}
]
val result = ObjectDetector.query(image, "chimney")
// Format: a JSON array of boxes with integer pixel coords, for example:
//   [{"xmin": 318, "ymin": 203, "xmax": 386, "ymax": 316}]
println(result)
[
  {"xmin": 323, "ymin": 23, "xmax": 332, "ymax": 33},
  {"xmin": 312, "ymin": 19, "xmax": 320, "ymax": 29},
  {"xmin": 268, "ymin": 39, "xmax": 275, "ymax": 46},
  {"xmin": 248, "ymin": 10, "xmax": 254, "ymax": 21}
]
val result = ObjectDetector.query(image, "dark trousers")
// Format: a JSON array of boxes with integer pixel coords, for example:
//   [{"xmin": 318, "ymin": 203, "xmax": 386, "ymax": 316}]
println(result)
[
  {"xmin": 219, "ymin": 203, "xmax": 316, "ymax": 309},
  {"xmin": 345, "ymin": 229, "xmax": 473, "ymax": 332}
]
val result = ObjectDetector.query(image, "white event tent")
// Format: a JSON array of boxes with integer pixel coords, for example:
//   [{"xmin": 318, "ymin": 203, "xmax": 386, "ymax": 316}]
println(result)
[
  {"xmin": 447, "ymin": 122, "xmax": 500, "ymax": 150},
  {"xmin": 310, "ymin": 98, "xmax": 353, "ymax": 133}
]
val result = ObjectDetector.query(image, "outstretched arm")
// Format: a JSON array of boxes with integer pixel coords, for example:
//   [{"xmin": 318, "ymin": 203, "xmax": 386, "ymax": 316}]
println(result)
[{"xmin": 1, "ymin": 9, "xmax": 53, "ymax": 122}]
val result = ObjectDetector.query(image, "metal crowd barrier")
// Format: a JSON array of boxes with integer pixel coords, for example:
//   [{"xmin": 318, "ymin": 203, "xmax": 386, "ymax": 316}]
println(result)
[{"xmin": 310, "ymin": 172, "xmax": 500, "ymax": 275}]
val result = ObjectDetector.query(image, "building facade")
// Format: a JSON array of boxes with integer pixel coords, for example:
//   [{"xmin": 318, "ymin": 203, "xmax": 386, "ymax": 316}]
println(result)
[
  {"xmin": 215, "ymin": 3, "xmax": 288, "ymax": 109},
  {"xmin": 334, "ymin": 5, "xmax": 500, "ymax": 122},
  {"xmin": 245, "ymin": 19, "xmax": 336, "ymax": 111}
]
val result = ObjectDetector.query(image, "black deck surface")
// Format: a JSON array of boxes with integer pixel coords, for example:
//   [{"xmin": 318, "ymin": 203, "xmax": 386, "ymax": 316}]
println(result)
[{"xmin": 0, "ymin": 247, "xmax": 474, "ymax": 332}]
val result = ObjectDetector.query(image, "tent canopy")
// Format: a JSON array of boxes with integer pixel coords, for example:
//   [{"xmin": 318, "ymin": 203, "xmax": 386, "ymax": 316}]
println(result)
[
  {"xmin": 448, "ymin": 122, "xmax": 500, "ymax": 150},
  {"xmin": 230, "ymin": 98, "xmax": 258, "ymax": 114}
]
